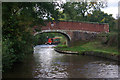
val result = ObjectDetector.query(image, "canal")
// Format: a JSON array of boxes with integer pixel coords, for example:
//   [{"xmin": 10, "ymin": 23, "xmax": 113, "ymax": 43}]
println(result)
[{"xmin": 3, "ymin": 45, "xmax": 119, "ymax": 78}]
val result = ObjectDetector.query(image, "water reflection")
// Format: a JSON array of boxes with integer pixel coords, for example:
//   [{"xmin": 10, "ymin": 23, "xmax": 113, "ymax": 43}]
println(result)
[
  {"xmin": 84, "ymin": 61, "xmax": 118, "ymax": 78},
  {"xmin": 3, "ymin": 45, "xmax": 119, "ymax": 78},
  {"xmin": 33, "ymin": 45, "xmax": 119, "ymax": 78},
  {"xmin": 33, "ymin": 45, "xmax": 68, "ymax": 78}
]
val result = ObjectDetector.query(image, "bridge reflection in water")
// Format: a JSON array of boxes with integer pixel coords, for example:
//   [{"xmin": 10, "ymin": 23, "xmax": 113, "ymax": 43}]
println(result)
[{"xmin": 3, "ymin": 45, "xmax": 119, "ymax": 78}]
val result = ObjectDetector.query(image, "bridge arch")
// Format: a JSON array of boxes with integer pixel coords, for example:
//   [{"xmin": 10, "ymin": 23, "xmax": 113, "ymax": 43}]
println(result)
[{"xmin": 34, "ymin": 30, "xmax": 71, "ymax": 45}]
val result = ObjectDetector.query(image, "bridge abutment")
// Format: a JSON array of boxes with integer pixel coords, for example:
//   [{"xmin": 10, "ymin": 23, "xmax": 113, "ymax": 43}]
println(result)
[{"xmin": 65, "ymin": 31, "xmax": 98, "ymax": 46}]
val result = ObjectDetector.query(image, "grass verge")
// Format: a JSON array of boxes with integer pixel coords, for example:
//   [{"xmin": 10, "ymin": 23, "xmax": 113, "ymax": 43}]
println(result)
[{"xmin": 57, "ymin": 41, "xmax": 119, "ymax": 55}]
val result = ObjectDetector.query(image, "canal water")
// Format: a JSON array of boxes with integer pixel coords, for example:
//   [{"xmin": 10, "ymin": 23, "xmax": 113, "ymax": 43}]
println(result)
[{"xmin": 3, "ymin": 45, "xmax": 119, "ymax": 78}]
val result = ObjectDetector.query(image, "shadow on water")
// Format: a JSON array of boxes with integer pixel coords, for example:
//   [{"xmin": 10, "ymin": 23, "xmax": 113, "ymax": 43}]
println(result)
[{"xmin": 3, "ymin": 45, "xmax": 119, "ymax": 78}]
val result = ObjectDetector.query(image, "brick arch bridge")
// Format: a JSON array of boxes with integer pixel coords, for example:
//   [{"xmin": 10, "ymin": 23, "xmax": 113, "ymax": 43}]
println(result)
[
  {"xmin": 34, "ymin": 30, "xmax": 71, "ymax": 45},
  {"xmin": 34, "ymin": 21, "xmax": 109, "ymax": 45}
]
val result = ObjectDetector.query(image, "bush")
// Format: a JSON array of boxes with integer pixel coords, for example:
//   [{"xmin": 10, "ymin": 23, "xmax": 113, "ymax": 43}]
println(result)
[
  {"xmin": 107, "ymin": 34, "xmax": 118, "ymax": 47},
  {"xmin": 98, "ymin": 32, "xmax": 118, "ymax": 47},
  {"xmin": 2, "ymin": 38, "xmax": 16, "ymax": 69},
  {"xmin": 2, "ymin": 31, "xmax": 34, "ymax": 70}
]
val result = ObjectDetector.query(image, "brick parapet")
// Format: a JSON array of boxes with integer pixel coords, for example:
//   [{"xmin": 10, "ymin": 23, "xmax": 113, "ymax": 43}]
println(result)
[{"xmin": 41, "ymin": 21, "xmax": 109, "ymax": 33}]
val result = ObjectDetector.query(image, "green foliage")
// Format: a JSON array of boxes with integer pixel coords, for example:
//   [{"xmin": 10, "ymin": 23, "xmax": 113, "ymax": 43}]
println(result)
[
  {"xmin": 2, "ymin": 2, "xmax": 59, "ymax": 70},
  {"xmin": 61, "ymin": 1, "xmax": 116, "ymax": 32},
  {"xmin": 55, "ymin": 44, "xmax": 67, "ymax": 48},
  {"xmin": 97, "ymin": 32, "xmax": 118, "ymax": 47},
  {"xmin": 2, "ymin": 38, "xmax": 16, "ymax": 69},
  {"xmin": 62, "ymin": 1, "xmax": 107, "ymax": 20},
  {"xmin": 34, "ymin": 33, "xmax": 67, "ymax": 45},
  {"xmin": 106, "ymin": 33, "xmax": 118, "ymax": 47},
  {"xmin": 34, "ymin": 33, "xmax": 48, "ymax": 45},
  {"xmin": 59, "ymin": 41, "xmax": 118, "ymax": 55},
  {"xmin": 87, "ymin": 10, "xmax": 115, "ymax": 31}
]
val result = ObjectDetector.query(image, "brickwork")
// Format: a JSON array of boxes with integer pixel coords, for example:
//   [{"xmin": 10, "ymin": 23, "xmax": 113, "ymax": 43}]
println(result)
[
  {"xmin": 41, "ymin": 21, "xmax": 109, "ymax": 33},
  {"xmin": 34, "ymin": 21, "xmax": 109, "ymax": 45}
]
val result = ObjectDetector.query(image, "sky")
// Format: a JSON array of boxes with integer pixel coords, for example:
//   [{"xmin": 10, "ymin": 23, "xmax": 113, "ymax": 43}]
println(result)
[{"xmin": 101, "ymin": 0, "xmax": 119, "ymax": 19}]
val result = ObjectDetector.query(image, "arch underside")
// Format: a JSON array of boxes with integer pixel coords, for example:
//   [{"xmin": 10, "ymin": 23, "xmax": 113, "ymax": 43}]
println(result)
[{"xmin": 34, "ymin": 30, "xmax": 71, "ymax": 42}]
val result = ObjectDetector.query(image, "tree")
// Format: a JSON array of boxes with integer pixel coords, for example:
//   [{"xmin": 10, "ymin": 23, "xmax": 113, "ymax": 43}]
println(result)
[
  {"xmin": 61, "ymin": 1, "xmax": 116, "ymax": 32},
  {"xmin": 87, "ymin": 10, "xmax": 115, "ymax": 31},
  {"xmin": 62, "ymin": 1, "xmax": 107, "ymax": 21},
  {"xmin": 2, "ymin": 2, "xmax": 59, "ymax": 70}
]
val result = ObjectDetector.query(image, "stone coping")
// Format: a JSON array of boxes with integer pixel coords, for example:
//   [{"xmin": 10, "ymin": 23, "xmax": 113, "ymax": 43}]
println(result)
[
  {"xmin": 44, "ymin": 20, "xmax": 109, "ymax": 25},
  {"xmin": 54, "ymin": 48, "xmax": 120, "ymax": 62},
  {"xmin": 54, "ymin": 48, "xmax": 79, "ymax": 55}
]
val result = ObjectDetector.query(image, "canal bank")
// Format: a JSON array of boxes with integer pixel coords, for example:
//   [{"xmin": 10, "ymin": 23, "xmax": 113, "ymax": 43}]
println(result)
[
  {"xmin": 55, "ymin": 48, "xmax": 120, "ymax": 61},
  {"xmin": 54, "ymin": 40, "xmax": 119, "ymax": 62}
]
